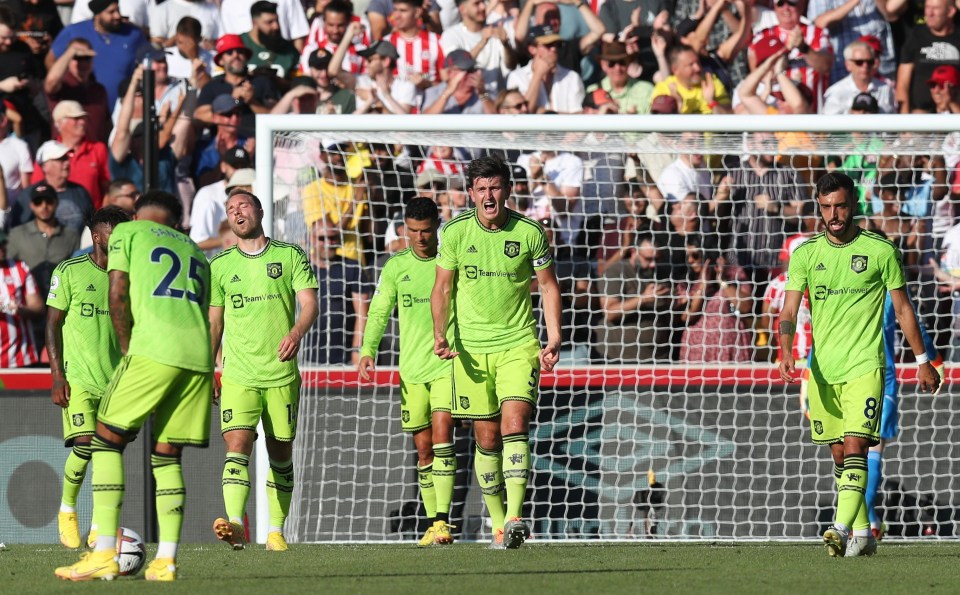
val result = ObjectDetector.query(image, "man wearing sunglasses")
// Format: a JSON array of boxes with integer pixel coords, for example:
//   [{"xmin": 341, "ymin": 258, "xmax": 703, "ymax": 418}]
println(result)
[
  {"xmin": 821, "ymin": 39, "xmax": 896, "ymax": 115},
  {"xmin": 895, "ymin": 0, "xmax": 960, "ymax": 113},
  {"xmin": 587, "ymin": 40, "xmax": 653, "ymax": 114},
  {"xmin": 808, "ymin": 0, "xmax": 895, "ymax": 83},
  {"xmin": 195, "ymin": 33, "xmax": 279, "ymax": 124}
]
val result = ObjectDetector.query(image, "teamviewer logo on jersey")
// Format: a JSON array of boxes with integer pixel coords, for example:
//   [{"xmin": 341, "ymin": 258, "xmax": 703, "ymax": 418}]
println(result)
[
  {"xmin": 851, "ymin": 255, "xmax": 868, "ymax": 274},
  {"xmin": 231, "ymin": 295, "xmax": 244, "ymax": 308},
  {"xmin": 402, "ymin": 294, "xmax": 412, "ymax": 307},
  {"xmin": 814, "ymin": 285, "xmax": 827, "ymax": 301},
  {"xmin": 465, "ymin": 266, "xmax": 478, "ymax": 279},
  {"xmin": 267, "ymin": 262, "xmax": 282, "ymax": 278},
  {"xmin": 80, "ymin": 303, "xmax": 94, "ymax": 317},
  {"xmin": 504, "ymin": 241, "xmax": 520, "ymax": 258}
]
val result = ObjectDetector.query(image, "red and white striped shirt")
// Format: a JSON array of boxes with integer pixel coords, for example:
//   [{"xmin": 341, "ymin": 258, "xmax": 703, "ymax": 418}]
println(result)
[
  {"xmin": 764, "ymin": 272, "xmax": 812, "ymax": 359},
  {"xmin": 388, "ymin": 29, "xmax": 444, "ymax": 84},
  {"xmin": 416, "ymin": 153, "xmax": 462, "ymax": 176},
  {"xmin": 299, "ymin": 15, "xmax": 370, "ymax": 74},
  {"xmin": 753, "ymin": 23, "xmax": 832, "ymax": 111},
  {"xmin": 0, "ymin": 260, "xmax": 38, "ymax": 368}
]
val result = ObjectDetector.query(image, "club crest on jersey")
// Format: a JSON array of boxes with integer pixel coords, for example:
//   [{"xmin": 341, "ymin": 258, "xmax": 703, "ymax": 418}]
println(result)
[
  {"xmin": 504, "ymin": 241, "xmax": 520, "ymax": 258},
  {"xmin": 813, "ymin": 420, "xmax": 823, "ymax": 435},
  {"xmin": 401, "ymin": 410, "xmax": 410, "ymax": 423},
  {"xmin": 267, "ymin": 262, "xmax": 283, "ymax": 279},
  {"xmin": 460, "ymin": 395, "xmax": 470, "ymax": 409},
  {"xmin": 72, "ymin": 413, "xmax": 84, "ymax": 427},
  {"xmin": 850, "ymin": 255, "xmax": 868, "ymax": 274},
  {"xmin": 223, "ymin": 409, "xmax": 233, "ymax": 423}
]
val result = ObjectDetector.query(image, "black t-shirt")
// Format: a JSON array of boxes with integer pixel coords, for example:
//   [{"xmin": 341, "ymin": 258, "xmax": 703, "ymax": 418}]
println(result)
[
  {"xmin": 196, "ymin": 73, "xmax": 281, "ymax": 108},
  {"xmin": 901, "ymin": 26, "xmax": 960, "ymax": 112},
  {"xmin": 0, "ymin": 40, "xmax": 43, "ymax": 132}
]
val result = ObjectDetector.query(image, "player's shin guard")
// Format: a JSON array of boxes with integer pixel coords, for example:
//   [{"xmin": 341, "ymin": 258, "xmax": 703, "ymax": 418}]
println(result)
[
  {"xmin": 866, "ymin": 451, "xmax": 882, "ymax": 526},
  {"xmin": 501, "ymin": 433, "xmax": 530, "ymax": 520},
  {"xmin": 90, "ymin": 434, "xmax": 124, "ymax": 551},
  {"xmin": 222, "ymin": 452, "xmax": 250, "ymax": 523},
  {"xmin": 417, "ymin": 464, "xmax": 437, "ymax": 520},
  {"xmin": 836, "ymin": 454, "xmax": 869, "ymax": 530},
  {"xmin": 475, "ymin": 445, "xmax": 506, "ymax": 531},
  {"xmin": 833, "ymin": 463, "xmax": 843, "ymax": 492},
  {"xmin": 432, "ymin": 443, "xmax": 457, "ymax": 521},
  {"xmin": 266, "ymin": 459, "xmax": 294, "ymax": 531},
  {"xmin": 152, "ymin": 453, "xmax": 185, "ymax": 544},
  {"xmin": 62, "ymin": 443, "xmax": 92, "ymax": 509}
]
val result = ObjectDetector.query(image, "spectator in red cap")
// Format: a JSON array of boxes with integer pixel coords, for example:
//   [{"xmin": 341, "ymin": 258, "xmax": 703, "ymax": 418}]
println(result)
[
  {"xmin": 582, "ymin": 88, "xmax": 619, "ymax": 114},
  {"xmin": 808, "ymin": 0, "xmax": 895, "ymax": 81},
  {"xmin": 822, "ymin": 39, "xmax": 896, "ymax": 114},
  {"xmin": 195, "ymin": 33, "xmax": 279, "ymax": 123},
  {"xmin": 928, "ymin": 65, "xmax": 960, "ymax": 113},
  {"xmin": 587, "ymin": 41, "xmax": 653, "ymax": 114},
  {"xmin": 895, "ymin": 0, "xmax": 960, "ymax": 113},
  {"xmin": 423, "ymin": 50, "xmax": 494, "ymax": 114}
]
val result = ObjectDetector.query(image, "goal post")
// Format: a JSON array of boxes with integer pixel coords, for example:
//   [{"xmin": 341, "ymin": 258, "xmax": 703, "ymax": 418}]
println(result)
[{"xmin": 256, "ymin": 114, "xmax": 960, "ymax": 543}]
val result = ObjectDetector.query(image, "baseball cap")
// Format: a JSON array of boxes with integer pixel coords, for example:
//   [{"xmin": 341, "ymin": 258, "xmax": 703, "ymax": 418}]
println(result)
[
  {"xmin": 308, "ymin": 48, "xmax": 332, "ymax": 70},
  {"xmin": 358, "ymin": 40, "xmax": 399, "ymax": 60},
  {"xmin": 30, "ymin": 183, "xmax": 59, "ymax": 204},
  {"xmin": 650, "ymin": 95, "xmax": 679, "ymax": 114},
  {"xmin": 135, "ymin": 45, "xmax": 168, "ymax": 63},
  {"xmin": 750, "ymin": 34, "xmax": 785, "ymax": 66},
  {"xmin": 444, "ymin": 49, "xmax": 476, "ymax": 71},
  {"xmin": 52, "ymin": 100, "xmax": 87, "ymax": 122},
  {"xmin": 223, "ymin": 146, "xmax": 252, "ymax": 169},
  {"xmin": 214, "ymin": 34, "xmax": 252, "ymax": 66},
  {"xmin": 291, "ymin": 75, "xmax": 318, "ymax": 90},
  {"xmin": 928, "ymin": 65, "xmax": 960, "ymax": 87},
  {"xmin": 36, "ymin": 140, "xmax": 72, "ymax": 164},
  {"xmin": 529, "ymin": 24, "xmax": 562, "ymax": 46},
  {"xmin": 226, "ymin": 168, "xmax": 257, "ymax": 189},
  {"xmin": 858, "ymin": 34, "xmax": 882, "ymax": 56},
  {"xmin": 583, "ymin": 88, "xmax": 616, "ymax": 110},
  {"xmin": 416, "ymin": 170, "xmax": 449, "ymax": 189},
  {"xmin": 850, "ymin": 92, "xmax": 879, "ymax": 113},
  {"xmin": 676, "ymin": 18, "xmax": 699, "ymax": 38},
  {"xmin": 212, "ymin": 94, "xmax": 244, "ymax": 115},
  {"xmin": 511, "ymin": 164, "xmax": 527, "ymax": 185}
]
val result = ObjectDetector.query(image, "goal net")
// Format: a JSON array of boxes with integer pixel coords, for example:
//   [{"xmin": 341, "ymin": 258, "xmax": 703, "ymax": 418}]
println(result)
[{"xmin": 258, "ymin": 114, "xmax": 960, "ymax": 542}]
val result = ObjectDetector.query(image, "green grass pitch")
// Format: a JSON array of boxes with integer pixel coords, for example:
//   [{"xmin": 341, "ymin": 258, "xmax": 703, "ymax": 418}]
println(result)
[{"xmin": 8, "ymin": 542, "xmax": 960, "ymax": 594}]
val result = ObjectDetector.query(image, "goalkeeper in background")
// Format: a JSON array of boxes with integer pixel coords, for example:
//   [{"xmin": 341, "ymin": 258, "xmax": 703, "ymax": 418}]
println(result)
[
  {"xmin": 48, "ymin": 206, "xmax": 130, "ymax": 550},
  {"xmin": 357, "ymin": 197, "xmax": 457, "ymax": 547},
  {"xmin": 209, "ymin": 190, "xmax": 319, "ymax": 552},
  {"xmin": 779, "ymin": 172, "xmax": 940, "ymax": 558},
  {"xmin": 432, "ymin": 155, "xmax": 562, "ymax": 549}
]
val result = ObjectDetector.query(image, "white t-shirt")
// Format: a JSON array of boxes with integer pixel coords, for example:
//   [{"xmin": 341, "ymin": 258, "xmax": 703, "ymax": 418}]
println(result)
[
  {"xmin": 72, "ymin": 0, "xmax": 149, "ymax": 27},
  {"xmin": 355, "ymin": 75, "xmax": 419, "ymax": 113},
  {"xmin": 657, "ymin": 158, "xmax": 712, "ymax": 203},
  {"xmin": 189, "ymin": 180, "xmax": 228, "ymax": 257},
  {"xmin": 940, "ymin": 222, "xmax": 960, "ymax": 276},
  {"xmin": 439, "ymin": 24, "xmax": 509, "ymax": 96},
  {"xmin": 220, "ymin": 0, "xmax": 310, "ymax": 40},
  {"xmin": 0, "ymin": 136, "xmax": 33, "ymax": 206},
  {"xmin": 165, "ymin": 47, "xmax": 215, "ymax": 81},
  {"xmin": 506, "ymin": 63, "xmax": 585, "ymax": 114},
  {"xmin": 148, "ymin": 0, "xmax": 224, "ymax": 42},
  {"xmin": 821, "ymin": 75, "xmax": 897, "ymax": 115}
]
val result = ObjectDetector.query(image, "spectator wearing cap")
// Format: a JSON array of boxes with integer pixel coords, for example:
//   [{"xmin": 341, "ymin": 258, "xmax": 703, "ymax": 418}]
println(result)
[
  {"xmin": 749, "ymin": 0, "xmax": 832, "ymax": 111},
  {"xmin": 48, "ymin": 0, "xmax": 148, "ymax": 107},
  {"xmin": 507, "ymin": 24, "xmax": 585, "ymax": 113},
  {"xmin": 928, "ymin": 65, "xmax": 960, "ymax": 113},
  {"xmin": 190, "ymin": 146, "xmax": 249, "ymax": 251},
  {"xmin": 110, "ymin": 66, "xmax": 179, "ymax": 196},
  {"xmin": 0, "ymin": 102, "xmax": 33, "ymax": 213},
  {"xmin": 439, "ymin": 0, "xmax": 516, "ymax": 97},
  {"xmin": 387, "ymin": 0, "xmax": 446, "ymax": 87},
  {"xmin": 166, "ymin": 17, "xmax": 215, "ymax": 86},
  {"xmin": 821, "ymin": 40, "xmax": 896, "ymax": 114},
  {"xmin": 69, "ymin": 0, "xmax": 149, "ymax": 28},
  {"xmin": 148, "ymin": 0, "xmax": 223, "ymax": 49},
  {"xmin": 28, "ymin": 100, "xmax": 109, "ymax": 209},
  {"xmin": 587, "ymin": 41, "xmax": 653, "ymax": 114},
  {"xmin": 44, "ymin": 38, "xmax": 110, "ymax": 144},
  {"xmin": 582, "ymin": 88, "xmax": 619, "ymax": 113},
  {"xmin": 332, "ymin": 39, "xmax": 417, "ymax": 114},
  {"xmin": 423, "ymin": 50, "xmax": 494, "ymax": 113},
  {"xmin": 15, "ymin": 142, "xmax": 92, "ymax": 233},
  {"xmin": 194, "ymin": 94, "xmax": 250, "ymax": 181},
  {"xmin": 0, "ymin": 227, "xmax": 44, "ymax": 368},
  {"xmin": 808, "ymin": 0, "xmax": 895, "ymax": 82},
  {"xmin": 0, "ymin": 6, "xmax": 43, "ymax": 150},
  {"xmin": 651, "ymin": 44, "xmax": 730, "ymax": 114},
  {"xmin": 298, "ymin": 0, "xmax": 369, "ymax": 76},
  {"xmin": 514, "ymin": 0, "xmax": 606, "ymax": 84},
  {"xmin": 896, "ymin": 0, "xmax": 960, "ymax": 113},
  {"xmin": 242, "ymin": 1, "xmax": 299, "ymax": 78},
  {"xmin": 674, "ymin": 0, "xmax": 752, "ymax": 94},
  {"xmin": 271, "ymin": 75, "xmax": 321, "ymax": 114},
  {"xmin": 305, "ymin": 49, "xmax": 356, "ymax": 114},
  {"xmin": 195, "ymin": 33, "xmax": 280, "ymax": 123},
  {"xmin": 222, "ymin": 0, "xmax": 309, "ymax": 51},
  {"xmin": 8, "ymin": 182, "xmax": 81, "ymax": 299},
  {"xmin": 302, "ymin": 143, "xmax": 369, "ymax": 265}
]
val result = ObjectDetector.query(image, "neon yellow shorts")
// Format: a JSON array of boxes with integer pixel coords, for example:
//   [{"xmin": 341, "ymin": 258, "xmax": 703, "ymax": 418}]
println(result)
[
  {"xmin": 451, "ymin": 339, "xmax": 540, "ymax": 420},
  {"xmin": 99, "ymin": 355, "xmax": 213, "ymax": 447},
  {"xmin": 806, "ymin": 367, "xmax": 883, "ymax": 445},
  {"xmin": 219, "ymin": 376, "xmax": 301, "ymax": 442},
  {"xmin": 62, "ymin": 385, "xmax": 101, "ymax": 446},
  {"xmin": 400, "ymin": 373, "xmax": 452, "ymax": 433}
]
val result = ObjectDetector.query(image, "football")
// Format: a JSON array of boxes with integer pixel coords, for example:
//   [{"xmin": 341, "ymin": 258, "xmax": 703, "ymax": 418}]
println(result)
[{"xmin": 117, "ymin": 527, "xmax": 147, "ymax": 576}]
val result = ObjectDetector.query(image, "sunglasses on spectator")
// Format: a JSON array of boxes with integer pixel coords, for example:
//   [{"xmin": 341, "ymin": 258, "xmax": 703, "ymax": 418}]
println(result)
[
  {"xmin": 607, "ymin": 60, "xmax": 628, "ymax": 67},
  {"xmin": 849, "ymin": 58, "xmax": 874, "ymax": 66},
  {"xmin": 502, "ymin": 102, "xmax": 527, "ymax": 110},
  {"xmin": 775, "ymin": 0, "xmax": 800, "ymax": 6},
  {"xmin": 223, "ymin": 49, "xmax": 245, "ymax": 57},
  {"xmin": 928, "ymin": 81, "xmax": 951, "ymax": 89}
]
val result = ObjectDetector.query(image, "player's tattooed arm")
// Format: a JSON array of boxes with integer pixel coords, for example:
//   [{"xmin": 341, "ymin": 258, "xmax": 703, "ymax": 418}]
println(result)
[
  {"xmin": 109, "ymin": 270, "xmax": 133, "ymax": 355},
  {"xmin": 778, "ymin": 320, "xmax": 796, "ymax": 337}
]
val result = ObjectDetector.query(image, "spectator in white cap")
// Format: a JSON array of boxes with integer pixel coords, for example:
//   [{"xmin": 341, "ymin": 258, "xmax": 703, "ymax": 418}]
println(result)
[
  {"xmin": 422, "ymin": 50, "xmax": 494, "ymax": 114},
  {"xmin": 44, "ymin": 37, "xmax": 110, "ymax": 144},
  {"xmin": 14, "ymin": 142, "xmax": 92, "ymax": 235}
]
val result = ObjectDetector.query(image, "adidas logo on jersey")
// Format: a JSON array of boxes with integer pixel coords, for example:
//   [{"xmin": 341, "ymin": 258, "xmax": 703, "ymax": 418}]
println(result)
[
  {"xmin": 400, "ymin": 275, "xmax": 411, "ymax": 282},
  {"xmin": 231, "ymin": 275, "xmax": 241, "ymax": 283},
  {"xmin": 815, "ymin": 263, "xmax": 826, "ymax": 271},
  {"xmin": 467, "ymin": 245, "xmax": 478, "ymax": 253},
  {"xmin": 86, "ymin": 284, "xmax": 96, "ymax": 292}
]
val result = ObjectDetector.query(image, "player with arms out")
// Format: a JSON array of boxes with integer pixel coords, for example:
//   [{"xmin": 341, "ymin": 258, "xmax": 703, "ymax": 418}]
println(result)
[
  {"xmin": 48, "ymin": 206, "xmax": 131, "ymax": 550},
  {"xmin": 54, "ymin": 191, "xmax": 213, "ymax": 581},
  {"xmin": 358, "ymin": 197, "xmax": 457, "ymax": 547},
  {"xmin": 778, "ymin": 172, "xmax": 940, "ymax": 558},
  {"xmin": 209, "ymin": 189, "xmax": 319, "ymax": 552},
  {"xmin": 431, "ymin": 154, "xmax": 562, "ymax": 549}
]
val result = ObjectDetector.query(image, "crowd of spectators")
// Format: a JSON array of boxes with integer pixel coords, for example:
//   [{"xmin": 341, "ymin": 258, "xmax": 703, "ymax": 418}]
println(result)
[{"xmin": 1, "ymin": 0, "xmax": 960, "ymax": 368}]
